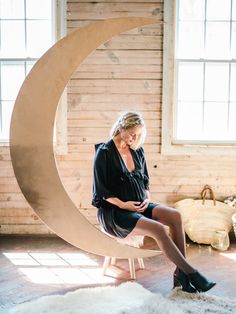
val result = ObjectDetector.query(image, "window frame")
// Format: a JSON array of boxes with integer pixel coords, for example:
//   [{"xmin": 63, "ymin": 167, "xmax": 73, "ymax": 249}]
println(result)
[
  {"xmin": 162, "ymin": 0, "xmax": 236, "ymax": 155},
  {"xmin": 0, "ymin": 0, "xmax": 68, "ymax": 155},
  {"xmin": 54, "ymin": 0, "xmax": 67, "ymax": 155}
]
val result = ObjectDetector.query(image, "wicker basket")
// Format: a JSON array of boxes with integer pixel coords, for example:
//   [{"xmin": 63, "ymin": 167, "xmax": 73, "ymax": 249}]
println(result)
[
  {"xmin": 174, "ymin": 185, "xmax": 236, "ymax": 245},
  {"xmin": 232, "ymin": 213, "xmax": 236, "ymax": 238}
]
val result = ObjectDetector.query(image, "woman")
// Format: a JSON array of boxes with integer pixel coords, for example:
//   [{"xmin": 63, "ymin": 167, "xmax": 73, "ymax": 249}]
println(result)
[{"xmin": 92, "ymin": 111, "xmax": 216, "ymax": 293}]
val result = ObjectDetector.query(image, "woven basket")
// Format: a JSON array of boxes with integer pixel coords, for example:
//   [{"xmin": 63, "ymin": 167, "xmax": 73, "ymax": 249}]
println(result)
[{"xmin": 174, "ymin": 185, "xmax": 236, "ymax": 245}]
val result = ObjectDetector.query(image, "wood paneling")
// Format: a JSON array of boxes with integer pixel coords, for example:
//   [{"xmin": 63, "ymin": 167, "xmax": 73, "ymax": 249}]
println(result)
[
  {"xmin": 0, "ymin": 0, "xmax": 235, "ymax": 235},
  {"xmin": 67, "ymin": 2, "xmax": 163, "ymax": 20}
]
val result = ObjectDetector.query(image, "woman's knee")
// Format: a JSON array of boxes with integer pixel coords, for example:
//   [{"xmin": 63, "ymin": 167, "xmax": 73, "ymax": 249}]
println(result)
[
  {"xmin": 134, "ymin": 218, "xmax": 169, "ymax": 240},
  {"xmin": 171, "ymin": 209, "xmax": 182, "ymax": 225},
  {"xmin": 151, "ymin": 223, "xmax": 169, "ymax": 240}
]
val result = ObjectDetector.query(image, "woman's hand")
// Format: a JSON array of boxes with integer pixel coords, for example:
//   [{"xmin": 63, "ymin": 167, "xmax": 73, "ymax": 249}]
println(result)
[
  {"xmin": 121, "ymin": 201, "xmax": 144, "ymax": 212},
  {"xmin": 138, "ymin": 198, "xmax": 150, "ymax": 211},
  {"xmin": 121, "ymin": 199, "xmax": 150, "ymax": 212},
  {"xmin": 106, "ymin": 197, "xmax": 150, "ymax": 212}
]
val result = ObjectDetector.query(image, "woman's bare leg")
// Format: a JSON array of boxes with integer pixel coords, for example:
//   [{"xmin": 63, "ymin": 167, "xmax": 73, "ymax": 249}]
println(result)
[
  {"xmin": 152, "ymin": 205, "xmax": 186, "ymax": 257},
  {"xmin": 128, "ymin": 217, "xmax": 195, "ymax": 274}
]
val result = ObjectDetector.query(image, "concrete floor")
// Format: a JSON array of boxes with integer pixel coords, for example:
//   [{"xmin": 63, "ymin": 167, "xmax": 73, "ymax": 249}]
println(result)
[{"xmin": 1, "ymin": 235, "xmax": 236, "ymax": 313}]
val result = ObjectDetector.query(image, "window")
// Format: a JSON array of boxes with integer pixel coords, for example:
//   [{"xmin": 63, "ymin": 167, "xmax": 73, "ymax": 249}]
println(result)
[
  {"xmin": 0, "ymin": 0, "xmax": 67, "ymax": 152},
  {"xmin": 162, "ymin": 0, "xmax": 236, "ymax": 154}
]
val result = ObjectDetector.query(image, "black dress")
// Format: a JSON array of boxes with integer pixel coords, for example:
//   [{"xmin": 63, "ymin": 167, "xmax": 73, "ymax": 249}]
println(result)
[{"xmin": 92, "ymin": 139, "xmax": 158, "ymax": 238}]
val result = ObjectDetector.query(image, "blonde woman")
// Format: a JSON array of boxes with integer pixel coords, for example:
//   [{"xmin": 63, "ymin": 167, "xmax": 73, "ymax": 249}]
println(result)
[{"xmin": 92, "ymin": 111, "xmax": 215, "ymax": 293}]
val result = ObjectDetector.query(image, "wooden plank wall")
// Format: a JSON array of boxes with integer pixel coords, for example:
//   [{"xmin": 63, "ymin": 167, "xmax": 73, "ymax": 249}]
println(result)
[{"xmin": 0, "ymin": 0, "xmax": 235, "ymax": 235}]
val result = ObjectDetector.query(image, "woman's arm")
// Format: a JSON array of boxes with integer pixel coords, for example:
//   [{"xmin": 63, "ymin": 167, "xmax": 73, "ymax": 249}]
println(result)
[
  {"xmin": 106, "ymin": 197, "xmax": 144, "ymax": 212},
  {"xmin": 105, "ymin": 197, "xmax": 125, "ymax": 208},
  {"xmin": 92, "ymin": 147, "xmax": 115, "ymax": 207}
]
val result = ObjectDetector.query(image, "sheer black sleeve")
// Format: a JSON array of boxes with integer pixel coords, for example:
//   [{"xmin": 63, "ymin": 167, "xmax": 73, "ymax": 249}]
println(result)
[
  {"xmin": 139, "ymin": 147, "xmax": 150, "ymax": 190},
  {"xmin": 92, "ymin": 144, "xmax": 115, "ymax": 208}
]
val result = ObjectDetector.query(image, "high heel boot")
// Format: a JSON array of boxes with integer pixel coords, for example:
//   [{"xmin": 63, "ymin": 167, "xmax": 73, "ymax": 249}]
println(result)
[
  {"xmin": 173, "ymin": 267, "xmax": 181, "ymax": 288},
  {"xmin": 173, "ymin": 275, "xmax": 181, "ymax": 288},
  {"xmin": 173, "ymin": 270, "xmax": 197, "ymax": 293},
  {"xmin": 187, "ymin": 271, "xmax": 216, "ymax": 292}
]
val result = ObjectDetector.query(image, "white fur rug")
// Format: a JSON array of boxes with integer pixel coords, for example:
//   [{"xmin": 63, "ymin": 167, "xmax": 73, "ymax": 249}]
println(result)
[{"xmin": 9, "ymin": 282, "xmax": 236, "ymax": 314}]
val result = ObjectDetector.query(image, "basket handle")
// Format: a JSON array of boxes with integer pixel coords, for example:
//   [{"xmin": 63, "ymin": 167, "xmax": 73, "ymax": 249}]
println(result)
[{"xmin": 201, "ymin": 185, "xmax": 216, "ymax": 206}]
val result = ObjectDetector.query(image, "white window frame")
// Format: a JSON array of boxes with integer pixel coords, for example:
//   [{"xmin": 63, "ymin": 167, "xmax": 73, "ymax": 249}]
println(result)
[
  {"xmin": 162, "ymin": 0, "xmax": 236, "ymax": 155},
  {"xmin": 54, "ymin": 0, "xmax": 67, "ymax": 155},
  {"xmin": 0, "ymin": 0, "xmax": 68, "ymax": 155}
]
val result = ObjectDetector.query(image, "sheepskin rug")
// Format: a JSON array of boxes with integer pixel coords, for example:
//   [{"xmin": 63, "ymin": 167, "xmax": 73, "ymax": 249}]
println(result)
[{"xmin": 9, "ymin": 282, "xmax": 236, "ymax": 314}]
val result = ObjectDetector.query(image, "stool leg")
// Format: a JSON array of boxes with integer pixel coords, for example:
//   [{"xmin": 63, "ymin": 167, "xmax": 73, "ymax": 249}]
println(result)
[
  {"xmin": 138, "ymin": 258, "xmax": 145, "ymax": 269},
  {"xmin": 128, "ymin": 258, "xmax": 136, "ymax": 279},
  {"xmin": 102, "ymin": 256, "xmax": 111, "ymax": 275},
  {"xmin": 111, "ymin": 257, "xmax": 116, "ymax": 265}
]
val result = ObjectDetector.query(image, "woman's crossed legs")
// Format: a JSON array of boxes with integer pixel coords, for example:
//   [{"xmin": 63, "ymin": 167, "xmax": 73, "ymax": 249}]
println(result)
[{"xmin": 128, "ymin": 205, "xmax": 195, "ymax": 274}]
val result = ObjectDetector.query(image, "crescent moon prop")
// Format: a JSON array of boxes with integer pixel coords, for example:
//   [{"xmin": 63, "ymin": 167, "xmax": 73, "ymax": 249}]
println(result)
[{"xmin": 10, "ymin": 17, "xmax": 160, "ymax": 258}]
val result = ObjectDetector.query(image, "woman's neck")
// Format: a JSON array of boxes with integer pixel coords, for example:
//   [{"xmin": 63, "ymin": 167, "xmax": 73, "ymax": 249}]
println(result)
[{"xmin": 113, "ymin": 135, "xmax": 129, "ymax": 151}]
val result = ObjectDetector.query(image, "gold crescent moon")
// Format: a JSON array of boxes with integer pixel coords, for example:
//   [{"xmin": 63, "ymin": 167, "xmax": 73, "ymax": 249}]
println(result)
[{"xmin": 10, "ymin": 17, "xmax": 160, "ymax": 258}]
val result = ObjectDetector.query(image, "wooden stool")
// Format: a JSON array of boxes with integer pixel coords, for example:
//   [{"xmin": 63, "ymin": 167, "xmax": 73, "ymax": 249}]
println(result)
[{"xmin": 102, "ymin": 235, "xmax": 145, "ymax": 279}]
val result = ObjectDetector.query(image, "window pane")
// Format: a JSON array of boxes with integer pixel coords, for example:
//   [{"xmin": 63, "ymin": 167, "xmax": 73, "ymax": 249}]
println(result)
[
  {"xmin": 175, "ymin": 0, "xmax": 236, "ymax": 144},
  {"xmin": 230, "ymin": 64, "xmax": 236, "ymax": 101},
  {"xmin": 229, "ymin": 102, "xmax": 236, "ymax": 139},
  {"xmin": 1, "ymin": 100, "xmax": 14, "ymax": 140},
  {"xmin": 232, "ymin": 23, "xmax": 236, "ymax": 59},
  {"xmin": 26, "ymin": 61, "xmax": 36, "ymax": 75},
  {"xmin": 0, "ymin": 0, "xmax": 54, "ymax": 142},
  {"xmin": 0, "ymin": 0, "xmax": 24, "ymax": 19},
  {"xmin": 205, "ymin": 63, "xmax": 229, "ymax": 101},
  {"xmin": 178, "ymin": 22, "xmax": 204, "ymax": 58},
  {"xmin": 233, "ymin": 0, "xmax": 236, "ymax": 20},
  {"xmin": 179, "ymin": 0, "xmax": 205, "ymax": 20},
  {"xmin": 0, "ymin": 21, "xmax": 25, "ymax": 57},
  {"xmin": 26, "ymin": 0, "xmax": 52, "ymax": 19},
  {"xmin": 205, "ymin": 22, "xmax": 230, "ymax": 59},
  {"xmin": 26, "ymin": 20, "xmax": 53, "ymax": 57},
  {"xmin": 176, "ymin": 101, "xmax": 203, "ymax": 140},
  {"xmin": 178, "ymin": 62, "xmax": 203, "ymax": 101},
  {"xmin": 1, "ymin": 62, "xmax": 25, "ymax": 100},
  {"xmin": 206, "ymin": 0, "xmax": 231, "ymax": 21},
  {"xmin": 203, "ymin": 102, "xmax": 228, "ymax": 140}
]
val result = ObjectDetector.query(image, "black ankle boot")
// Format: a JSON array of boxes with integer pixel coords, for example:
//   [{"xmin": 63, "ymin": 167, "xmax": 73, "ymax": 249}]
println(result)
[
  {"xmin": 173, "ymin": 274, "xmax": 182, "ymax": 288},
  {"xmin": 173, "ymin": 270, "xmax": 197, "ymax": 293},
  {"xmin": 173, "ymin": 267, "xmax": 181, "ymax": 288},
  {"xmin": 187, "ymin": 271, "xmax": 216, "ymax": 292}
]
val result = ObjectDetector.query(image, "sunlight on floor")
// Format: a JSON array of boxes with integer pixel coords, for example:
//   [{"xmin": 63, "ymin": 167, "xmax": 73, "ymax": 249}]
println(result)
[
  {"xmin": 3, "ymin": 252, "xmax": 116, "ymax": 285},
  {"xmin": 220, "ymin": 252, "xmax": 236, "ymax": 262}
]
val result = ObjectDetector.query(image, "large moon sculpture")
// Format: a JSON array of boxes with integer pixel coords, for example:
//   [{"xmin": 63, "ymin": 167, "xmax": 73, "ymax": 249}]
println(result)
[{"xmin": 10, "ymin": 17, "xmax": 160, "ymax": 258}]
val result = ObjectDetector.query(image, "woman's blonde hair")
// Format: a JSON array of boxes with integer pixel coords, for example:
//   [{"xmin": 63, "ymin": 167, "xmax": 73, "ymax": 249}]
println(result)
[{"xmin": 110, "ymin": 111, "xmax": 146, "ymax": 150}]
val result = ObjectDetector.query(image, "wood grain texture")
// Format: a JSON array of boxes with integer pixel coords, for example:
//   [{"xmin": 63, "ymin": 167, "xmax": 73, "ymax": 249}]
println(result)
[{"xmin": 0, "ymin": 0, "xmax": 235, "ymax": 235}]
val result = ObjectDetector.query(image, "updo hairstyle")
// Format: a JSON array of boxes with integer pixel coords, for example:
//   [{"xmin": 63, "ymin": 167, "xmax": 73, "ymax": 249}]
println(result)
[{"xmin": 110, "ymin": 111, "xmax": 146, "ymax": 150}]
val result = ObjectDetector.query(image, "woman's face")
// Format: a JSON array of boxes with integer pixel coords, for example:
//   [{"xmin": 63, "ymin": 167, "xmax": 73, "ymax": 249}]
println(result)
[{"xmin": 120, "ymin": 125, "xmax": 143, "ymax": 146}]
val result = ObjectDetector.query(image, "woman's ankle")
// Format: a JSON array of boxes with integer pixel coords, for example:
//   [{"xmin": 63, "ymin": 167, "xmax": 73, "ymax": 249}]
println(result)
[
  {"xmin": 174, "ymin": 266, "xmax": 179, "ymax": 275},
  {"xmin": 180, "ymin": 268, "xmax": 197, "ymax": 275}
]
